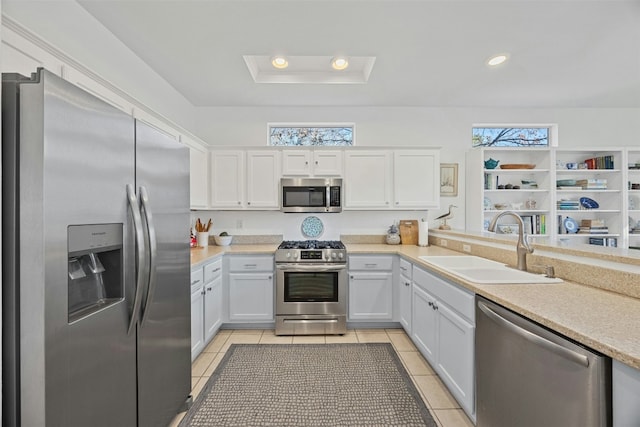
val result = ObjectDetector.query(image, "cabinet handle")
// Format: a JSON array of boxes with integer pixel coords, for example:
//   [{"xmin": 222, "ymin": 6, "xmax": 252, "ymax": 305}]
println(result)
[
  {"xmin": 315, "ymin": 161, "xmax": 318, "ymax": 165},
  {"xmin": 268, "ymin": 275, "xmax": 272, "ymax": 280},
  {"xmin": 433, "ymin": 303, "xmax": 439, "ymax": 311},
  {"xmin": 305, "ymin": 161, "xmax": 308, "ymax": 165},
  {"xmin": 350, "ymin": 275, "xmax": 354, "ymax": 279},
  {"xmin": 395, "ymin": 201, "xmax": 399, "ymax": 205},
  {"xmin": 191, "ymin": 279, "xmax": 201, "ymax": 285},
  {"xmin": 248, "ymin": 201, "xmax": 251, "ymax": 205},
  {"xmin": 237, "ymin": 201, "xmax": 241, "ymax": 205},
  {"xmin": 405, "ymin": 281, "xmax": 410, "ymax": 287},
  {"xmin": 201, "ymin": 290, "xmax": 206, "ymax": 295},
  {"xmin": 207, "ymin": 287, "xmax": 212, "ymax": 291},
  {"xmin": 211, "ymin": 267, "xmax": 221, "ymax": 273},
  {"xmin": 364, "ymin": 263, "xmax": 378, "ymax": 268},
  {"xmin": 385, "ymin": 201, "xmax": 389, "ymax": 205},
  {"xmin": 428, "ymin": 301, "xmax": 433, "ymax": 307},
  {"xmin": 244, "ymin": 264, "xmax": 257, "ymax": 268}
]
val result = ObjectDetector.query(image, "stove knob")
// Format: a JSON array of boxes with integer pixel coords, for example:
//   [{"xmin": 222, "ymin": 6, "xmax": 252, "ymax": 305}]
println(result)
[
  {"xmin": 331, "ymin": 252, "xmax": 337, "ymax": 259},
  {"xmin": 338, "ymin": 253, "xmax": 344, "ymax": 259},
  {"xmin": 286, "ymin": 252, "xmax": 291, "ymax": 258},
  {"xmin": 293, "ymin": 253, "xmax": 299, "ymax": 259}
]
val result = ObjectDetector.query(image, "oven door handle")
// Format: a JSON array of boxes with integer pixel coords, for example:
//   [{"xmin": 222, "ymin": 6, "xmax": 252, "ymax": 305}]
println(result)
[{"xmin": 276, "ymin": 263, "xmax": 347, "ymax": 272}]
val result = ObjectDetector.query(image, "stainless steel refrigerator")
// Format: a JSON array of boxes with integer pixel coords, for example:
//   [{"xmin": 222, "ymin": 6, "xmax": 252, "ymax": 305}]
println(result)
[{"xmin": 2, "ymin": 68, "xmax": 191, "ymax": 426}]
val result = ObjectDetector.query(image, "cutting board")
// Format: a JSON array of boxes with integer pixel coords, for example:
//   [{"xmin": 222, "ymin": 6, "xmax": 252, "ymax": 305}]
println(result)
[{"xmin": 399, "ymin": 220, "xmax": 418, "ymax": 245}]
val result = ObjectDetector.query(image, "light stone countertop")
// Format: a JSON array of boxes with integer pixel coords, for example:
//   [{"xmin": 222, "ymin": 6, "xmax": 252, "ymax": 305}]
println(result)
[{"xmin": 190, "ymin": 242, "xmax": 640, "ymax": 370}]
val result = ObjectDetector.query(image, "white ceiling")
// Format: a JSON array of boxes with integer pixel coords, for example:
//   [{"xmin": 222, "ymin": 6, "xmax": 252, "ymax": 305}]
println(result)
[{"xmin": 77, "ymin": 0, "xmax": 640, "ymax": 109}]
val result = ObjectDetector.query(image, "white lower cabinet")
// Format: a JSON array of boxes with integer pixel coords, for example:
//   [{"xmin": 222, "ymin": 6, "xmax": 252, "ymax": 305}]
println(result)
[
  {"xmin": 227, "ymin": 255, "xmax": 274, "ymax": 322},
  {"xmin": 348, "ymin": 255, "xmax": 393, "ymax": 321},
  {"xmin": 191, "ymin": 258, "xmax": 223, "ymax": 360},
  {"xmin": 398, "ymin": 258, "xmax": 413, "ymax": 334},
  {"xmin": 411, "ymin": 265, "xmax": 475, "ymax": 419},
  {"xmin": 613, "ymin": 360, "xmax": 640, "ymax": 426},
  {"xmin": 190, "ymin": 267, "xmax": 205, "ymax": 360}
]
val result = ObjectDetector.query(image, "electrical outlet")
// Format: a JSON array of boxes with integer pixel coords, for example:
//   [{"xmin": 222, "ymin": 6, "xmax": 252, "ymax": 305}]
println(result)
[
  {"xmin": 440, "ymin": 239, "xmax": 448, "ymax": 247},
  {"xmin": 236, "ymin": 219, "xmax": 243, "ymax": 229},
  {"xmin": 463, "ymin": 244, "xmax": 471, "ymax": 253}
]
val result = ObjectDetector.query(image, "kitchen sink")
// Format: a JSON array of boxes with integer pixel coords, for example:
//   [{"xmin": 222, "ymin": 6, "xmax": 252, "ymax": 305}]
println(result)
[{"xmin": 418, "ymin": 255, "xmax": 562, "ymax": 284}]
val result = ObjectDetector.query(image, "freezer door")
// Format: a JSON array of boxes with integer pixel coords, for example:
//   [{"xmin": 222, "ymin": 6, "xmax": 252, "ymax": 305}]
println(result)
[
  {"xmin": 135, "ymin": 120, "xmax": 191, "ymax": 427},
  {"xmin": 6, "ymin": 69, "xmax": 137, "ymax": 427}
]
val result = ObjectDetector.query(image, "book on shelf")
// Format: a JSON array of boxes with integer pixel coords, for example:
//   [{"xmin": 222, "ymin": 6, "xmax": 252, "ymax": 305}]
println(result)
[
  {"xmin": 583, "ymin": 155, "xmax": 614, "ymax": 170},
  {"xmin": 576, "ymin": 179, "xmax": 607, "ymax": 189},
  {"xmin": 578, "ymin": 227, "xmax": 609, "ymax": 234},
  {"xmin": 521, "ymin": 214, "xmax": 546, "ymax": 235},
  {"xmin": 589, "ymin": 237, "xmax": 617, "ymax": 247}
]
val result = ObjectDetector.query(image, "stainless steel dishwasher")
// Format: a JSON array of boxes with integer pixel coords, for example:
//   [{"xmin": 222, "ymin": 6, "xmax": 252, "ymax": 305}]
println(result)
[{"xmin": 476, "ymin": 296, "xmax": 611, "ymax": 427}]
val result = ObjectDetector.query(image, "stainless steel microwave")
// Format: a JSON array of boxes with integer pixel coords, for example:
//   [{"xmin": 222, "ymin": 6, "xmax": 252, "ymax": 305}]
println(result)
[{"xmin": 280, "ymin": 178, "xmax": 342, "ymax": 213}]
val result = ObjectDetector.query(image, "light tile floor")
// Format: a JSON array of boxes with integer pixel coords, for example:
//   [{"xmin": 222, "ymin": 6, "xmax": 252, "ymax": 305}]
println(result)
[{"xmin": 169, "ymin": 328, "xmax": 474, "ymax": 427}]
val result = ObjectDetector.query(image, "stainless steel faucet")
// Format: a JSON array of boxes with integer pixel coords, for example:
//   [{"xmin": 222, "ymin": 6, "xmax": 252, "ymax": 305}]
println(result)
[{"xmin": 488, "ymin": 210, "xmax": 534, "ymax": 271}]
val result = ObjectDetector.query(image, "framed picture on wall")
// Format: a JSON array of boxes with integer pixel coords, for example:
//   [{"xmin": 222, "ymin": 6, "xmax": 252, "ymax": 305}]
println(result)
[{"xmin": 440, "ymin": 163, "xmax": 458, "ymax": 197}]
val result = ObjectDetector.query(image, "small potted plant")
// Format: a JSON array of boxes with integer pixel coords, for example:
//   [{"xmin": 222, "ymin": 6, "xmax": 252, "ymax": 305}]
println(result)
[{"xmin": 214, "ymin": 231, "xmax": 233, "ymax": 246}]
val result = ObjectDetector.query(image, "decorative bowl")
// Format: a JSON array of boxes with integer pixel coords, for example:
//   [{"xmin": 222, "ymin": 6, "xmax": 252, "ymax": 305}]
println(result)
[
  {"xmin": 214, "ymin": 235, "xmax": 233, "ymax": 246},
  {"xmin": 498, "ymin": 224, "xmax": 518, "ymax": 234},
  {"xmin": 493, "ymin": 203, "xmax": 508, "ymax": 210}
]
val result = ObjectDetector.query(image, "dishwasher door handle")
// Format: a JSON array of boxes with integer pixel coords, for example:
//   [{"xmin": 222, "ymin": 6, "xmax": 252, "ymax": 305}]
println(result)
[{"xmin": 478, "ymin": 301, "xmax": 590, "ymax": 368}]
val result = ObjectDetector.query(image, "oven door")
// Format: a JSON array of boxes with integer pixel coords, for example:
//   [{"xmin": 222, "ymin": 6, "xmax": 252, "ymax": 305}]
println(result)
[{"xmin": 276, "ymin": 263, "xmax": 347, "ymax": 316}]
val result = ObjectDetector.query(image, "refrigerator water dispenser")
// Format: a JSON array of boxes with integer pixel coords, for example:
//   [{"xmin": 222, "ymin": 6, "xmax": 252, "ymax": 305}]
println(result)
[{"xmin": 68, "ymin": 223, "xmax": 123, "ymax": 323}]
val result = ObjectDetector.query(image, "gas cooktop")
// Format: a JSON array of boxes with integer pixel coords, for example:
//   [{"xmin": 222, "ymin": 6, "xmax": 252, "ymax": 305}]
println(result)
[
  {"xmin": 275, "ymin": 240, "xmax": 347, "ymax": 263},
  {"xmin": 278, "ymin": 240, "xmax": 345, "ymax": 250}
]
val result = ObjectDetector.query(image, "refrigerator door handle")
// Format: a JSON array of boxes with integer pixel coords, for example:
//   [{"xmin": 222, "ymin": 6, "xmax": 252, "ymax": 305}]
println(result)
[
  {"xmin": 478, "ymin": 301, "xmax": 590, "ymax": 367},
  {"xmin": 139, "ymin": 186, "xmax": 158, "ymax": 327},
  {"xmin": 126, "ymin": 184, "xmax": 148, "ymax": 335}
]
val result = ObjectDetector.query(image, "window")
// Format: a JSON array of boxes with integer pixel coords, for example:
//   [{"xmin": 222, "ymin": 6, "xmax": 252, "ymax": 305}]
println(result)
[
  {"xmin": 268, "ymin": 123, "xmax": 354, "ymax": 146},
  {"xmin": 472, "ymin": 127, "xmax": 551, "ymax": 147}
]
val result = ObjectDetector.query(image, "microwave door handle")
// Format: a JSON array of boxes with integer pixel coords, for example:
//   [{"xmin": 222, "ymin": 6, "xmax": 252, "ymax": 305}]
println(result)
[
  {"xmin": 139, "ymin": 186, "xmax": 158, "ymax": 327},
  {"xmin": 126, "ymin": 184, "xmax": 148, "ymax": 335}
]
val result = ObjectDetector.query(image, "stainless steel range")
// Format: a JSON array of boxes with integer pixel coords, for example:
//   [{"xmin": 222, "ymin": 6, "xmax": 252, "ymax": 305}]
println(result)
[{"xmin": 275, "ymin": 240, "xmax": 347, "ymax": 335}]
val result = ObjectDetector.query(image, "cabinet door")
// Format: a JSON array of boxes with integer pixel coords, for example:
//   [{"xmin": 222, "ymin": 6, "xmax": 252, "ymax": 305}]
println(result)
[
  {"xmin": 282, "ymin": 150, "xmax": 311, "ymax": 175},
  {"xmin": 204, "ymin": 276, "xmax": 223, "ymax": 343},
  {"xmin": 399, "ymin": 273, "xmax": 412, "ymax": 334},
  {"xmin": 246, "ymin": 151, "xmax": 281, "ymax": 209},
  {"xmin": 344, "ymin": 151, "xmax": 392, "ymax": 209},
  {"xmin": 190, "ymin": 285, "xmax": 205, "ymax": 360},
  {"xmin": 437, "ymin": 302, "xmax": 475, "ymax": 416},
  {"xmin": 411, "ymin": 284, "xmax": 438, "ymax": 366},
  {"xmin": 210, "ymin": 150, "xmax": 244, "ymax": 208},
  {"xmin": 348, "ymin": 272, "xmax": 393, "ymax": 320},
  {"xmin": 228, "ymin": 273, "xmax": 274, "ymax": 321},
  {"xmin": 313, "ymin": 150, "xmax": 343, "ymax": 176},
  {"xmin": 189, "ymin": 146, "xmax": 209, "ymax": 208},
  {"xmin": 394, "ymin": 150, "xmax": 440, "ymax": 209}
]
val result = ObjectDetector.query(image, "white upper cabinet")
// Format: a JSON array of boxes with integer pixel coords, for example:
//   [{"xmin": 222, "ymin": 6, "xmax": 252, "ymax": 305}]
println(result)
[
  {"xmin": 344, "ymin": 149, "xmax": 441, "ymax": 210},
  {"xmin": 282, "ymin": 149, "xmax": 343, "ymax": 176},
  {"xmin": 344, "ymin": 150, "xmax": 393, "ymax": 209},
  {"xmin": 210, "ymin": 150, "xmax": 245, "ymax": 208},
  {"xmin": 209, "ymin": 150, "xmax": 281, "ymax": 210},
  {"xmin": 393, "ymin": 149, "xmax": 440, "ymax": 209},
  {"xmin": 188, "ymin": 144, "xmax": 209, "ymax": 209},
  {"xmin": 246, "ymin": 150, "xmax": 281, "ymax": 209}
]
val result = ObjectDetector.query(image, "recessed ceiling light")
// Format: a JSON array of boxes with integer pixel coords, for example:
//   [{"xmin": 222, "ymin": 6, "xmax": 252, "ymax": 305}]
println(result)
[
  {"xmin": 331, "ymin": 57, "xmax": 349, "ymax": 71},
  {"xmin": 271, "ymin": 56, "xmax": 289, "ymax": 69},
  {"xmin": 487, "ymin": 54, "xmax": 508, "ymax": 67}
]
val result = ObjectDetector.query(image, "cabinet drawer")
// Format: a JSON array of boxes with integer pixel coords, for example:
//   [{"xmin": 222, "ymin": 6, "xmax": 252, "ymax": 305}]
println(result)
[
  {"xmin": 399, "ymin": 258, "xmax": 412, "ymax": 279},
  {"xmin": 413, "ymin": 266, "xmax": 474, "ymax": 322},
  {"xmin": 229, "ymin": 256, "xmax": 274, "ymax": 272},
  {"xmin": 349, "ymin": 255, "xmax": 393, "ymax": 271},
  {"xmin": 190, "ymin": 268, "xmax": 204, "ymax": 290},
  {"xmin": 204, "ymin": 258, "xmax": 222, "ymax": 282}
]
